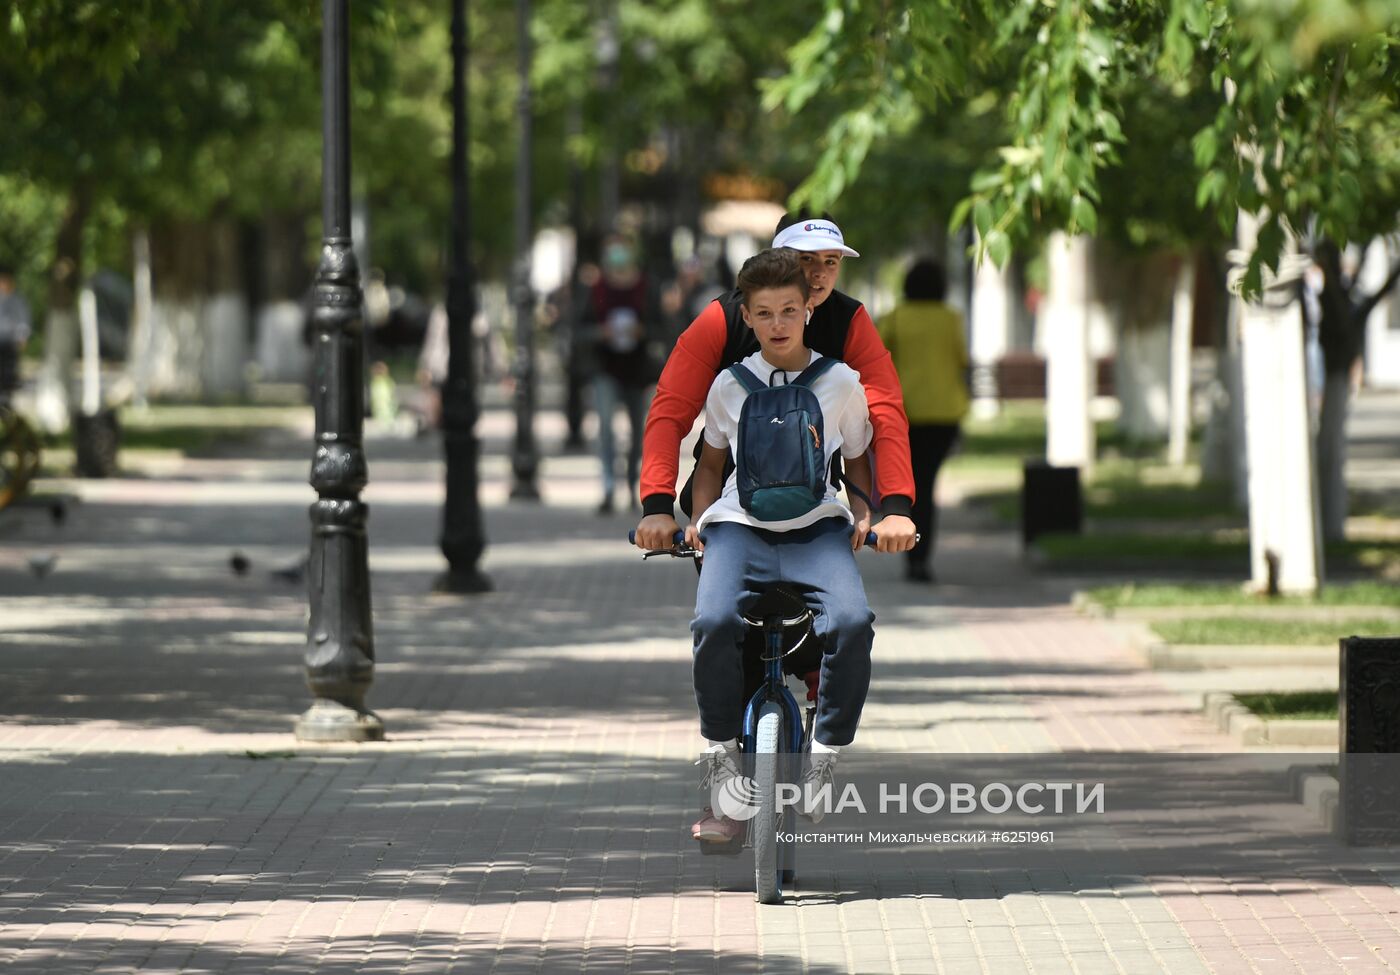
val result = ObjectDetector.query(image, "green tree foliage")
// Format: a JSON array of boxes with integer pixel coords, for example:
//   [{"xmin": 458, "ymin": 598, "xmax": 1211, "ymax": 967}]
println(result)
[
  {"xmin": 0, "ymin": 0, "xmax": 820, "ymax": 296},
  {"xmin": 768, "ymin": 0, "xmax": 1400, "ymax": 287}
]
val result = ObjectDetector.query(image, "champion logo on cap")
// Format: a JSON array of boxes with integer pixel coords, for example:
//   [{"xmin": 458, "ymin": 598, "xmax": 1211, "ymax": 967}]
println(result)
[{"xmin": 772, "ymin": 218, "xmax": 860, "ymax": 258}]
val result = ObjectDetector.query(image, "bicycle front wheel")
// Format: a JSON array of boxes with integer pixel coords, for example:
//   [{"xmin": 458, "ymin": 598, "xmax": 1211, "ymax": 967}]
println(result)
[{"xmin": 752, "ymin": 700, "xmax": 783, "ymax": 904}]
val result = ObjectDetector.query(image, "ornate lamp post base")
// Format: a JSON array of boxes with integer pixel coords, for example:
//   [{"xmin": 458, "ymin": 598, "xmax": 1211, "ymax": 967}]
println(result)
[
  {"xmin": 433, "ymin": 567, "xmax": 492, "ymax": 593},
  {"xmin": 295, "ymin": 699, "xmax": 385, "ymax": 742}
]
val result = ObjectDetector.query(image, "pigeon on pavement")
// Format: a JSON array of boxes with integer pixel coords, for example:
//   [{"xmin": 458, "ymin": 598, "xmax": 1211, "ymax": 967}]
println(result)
[
  {"xmin": 27, "ymin": 553, "xmax": 58, "ymax": 578},
  {"xmin": 271, "ymin": 553, "xmax": 309, "ymax": 584}
]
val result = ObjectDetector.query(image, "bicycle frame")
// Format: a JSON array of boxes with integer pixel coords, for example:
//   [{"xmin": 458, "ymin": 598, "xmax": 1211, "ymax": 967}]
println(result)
[{"xmin": 740, "ymin": 620, "xmax": 807, "ymax": 756}]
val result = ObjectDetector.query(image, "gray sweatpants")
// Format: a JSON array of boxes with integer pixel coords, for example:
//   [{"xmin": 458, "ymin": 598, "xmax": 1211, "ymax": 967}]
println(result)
[{"xmin": 691, "ymin": 517, "xmax": 875, "ymax": 747}]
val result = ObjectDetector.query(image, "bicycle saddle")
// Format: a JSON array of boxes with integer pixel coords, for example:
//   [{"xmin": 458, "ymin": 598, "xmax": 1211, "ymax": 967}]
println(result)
[{"xmin": 741, "ymin": 585, "xmax": 812, "ymax": 630}]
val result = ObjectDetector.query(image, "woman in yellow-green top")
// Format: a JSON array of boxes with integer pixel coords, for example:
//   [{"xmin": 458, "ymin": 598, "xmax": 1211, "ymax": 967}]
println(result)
[{"xmin": 877, "ymin": 259, "xmax": 969, "ymax": 582}]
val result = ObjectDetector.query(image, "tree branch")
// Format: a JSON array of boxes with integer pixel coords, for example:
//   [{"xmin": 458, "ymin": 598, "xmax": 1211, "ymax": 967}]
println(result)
[{"xmin": 1356, "ymin": 260, "xmax": 1400, "ymax": 323}]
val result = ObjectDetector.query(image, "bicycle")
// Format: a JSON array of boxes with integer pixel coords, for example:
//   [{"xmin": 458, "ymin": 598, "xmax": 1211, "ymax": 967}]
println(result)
[
  {"xmin": 631, "ymin": 525, "xmax": 904, "ymax": 903},
  {"xmin": 0, "ymin": 401, "xmax": 41, "ymax": 512}
]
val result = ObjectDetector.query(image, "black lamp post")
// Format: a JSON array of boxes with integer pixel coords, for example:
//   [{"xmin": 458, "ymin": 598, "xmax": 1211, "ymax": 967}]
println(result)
[
  {"xmin": 436, "ymin": 0, "xmax": 492, "ymax": 593},
  {"xmin": 508, "ymin": 0, "xmax": 540, "ymax": 500},
  {"xmin": 297, "ymin": 0, "xmax": 383, "ymax": 742}
]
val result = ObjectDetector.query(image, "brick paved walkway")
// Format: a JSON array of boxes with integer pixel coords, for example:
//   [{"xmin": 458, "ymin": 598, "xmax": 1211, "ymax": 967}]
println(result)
[{"xmin": 2, "ymin": 410, "xmax": 1399, "ymax": 974}]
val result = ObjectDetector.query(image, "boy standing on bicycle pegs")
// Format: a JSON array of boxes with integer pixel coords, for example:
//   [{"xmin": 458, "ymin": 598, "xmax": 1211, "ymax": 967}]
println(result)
[{"xmin": 684, "ymin": 247, "xmax": 886, "ymax": 843}]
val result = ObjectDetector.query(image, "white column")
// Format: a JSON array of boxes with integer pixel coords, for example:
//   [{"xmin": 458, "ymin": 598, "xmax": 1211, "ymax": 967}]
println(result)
[
  {"xmin": 1235, "ymin": 212, "xmax": 1322, "ymax": 594},
  {"xmin": 1043, "ymin": 233, "xmax": 1095, "ymax": 471},
  {"xmin": 1167, "ymin": 255, "xmax": 1196, "ymax": 465}
]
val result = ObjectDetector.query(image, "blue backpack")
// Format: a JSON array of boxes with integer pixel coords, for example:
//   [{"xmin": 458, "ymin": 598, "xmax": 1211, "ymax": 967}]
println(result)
[{"xmin": 728, "ymin": 356, "xmax": 840, "ymax": 522}]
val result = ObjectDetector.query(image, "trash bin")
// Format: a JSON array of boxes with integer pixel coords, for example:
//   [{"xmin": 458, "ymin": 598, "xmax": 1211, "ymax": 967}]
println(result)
[
  {"xmin": 73, "ymin": 408, "xmax": 120, "ymax": 478},
  {"xmin": 1021, "ymin": 459, "xmax": 1081, "ymax": 547}
]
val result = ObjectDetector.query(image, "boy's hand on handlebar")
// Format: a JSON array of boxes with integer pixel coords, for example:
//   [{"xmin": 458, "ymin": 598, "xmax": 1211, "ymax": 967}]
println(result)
[
  {"xmin": 852, "ymin": 513, "xmax": 872, "ymax": 551},
  {"xmin": 872, "ymin": 514, "xmax": 918, "ymax": 553},
  {"xmin": 684, "ymin": 524, "xmax": 704, "ymax": 553},
  {"xmin": 634, "ymin": 514, "xmax": 681, "ymax": 551}
]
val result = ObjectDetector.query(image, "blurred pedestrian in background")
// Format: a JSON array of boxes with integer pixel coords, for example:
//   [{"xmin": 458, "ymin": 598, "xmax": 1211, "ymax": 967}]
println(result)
[
  {"xmin": 0, "ymin": 265, "xmax": 32, "ymax": 403},
  {"xmin": 551, "ymin": 258, "xmax": 601, "ymax": 451},
  {"xmin": 585, "ymin": 235, "xmax": 657, "ymax": 513},
  {"xmin": 660, "ymin": 255, "xmax": 724, "ymax": 346},
  {"xmin": 878, "ymin": 258, "xmax": 968, "ymax": 582}
]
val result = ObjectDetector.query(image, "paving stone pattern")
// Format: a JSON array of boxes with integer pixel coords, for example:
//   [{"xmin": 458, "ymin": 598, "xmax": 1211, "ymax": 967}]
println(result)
[{"xmin": 2, "ymin": 411, "xmax": 1399, "ymax": 974}]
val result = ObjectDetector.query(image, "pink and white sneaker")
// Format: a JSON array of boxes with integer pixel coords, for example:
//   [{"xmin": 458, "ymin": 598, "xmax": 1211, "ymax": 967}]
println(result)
[{"xmin": 691, "ymin": 805, "xmax": 745, "ymax": 843}]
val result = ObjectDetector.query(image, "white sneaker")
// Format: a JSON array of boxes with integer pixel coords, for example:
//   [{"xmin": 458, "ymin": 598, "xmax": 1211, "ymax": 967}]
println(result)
[
  {"xmin": 696, "ymin": 742, "xmax": 739, "ymax": 787},
  {"xmin": 797, "ymin": 750, "xmax": 839, "ymax": 824}
]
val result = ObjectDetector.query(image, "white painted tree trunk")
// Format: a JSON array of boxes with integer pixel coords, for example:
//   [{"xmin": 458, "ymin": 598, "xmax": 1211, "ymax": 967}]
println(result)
[
  {"xmin": 1200, "ymin": 291, "xmax": 1248, "ymax": 505},
  {"xmin": 1361, "ymin": 238, "xmax": 1399, "ymax": 388},
  {"xmin": 970, "ymin": 233, "xmax": 1013, "ymax": 419},
  {"xmin": 33, "ymin": 308, "xmax": 75, "ymax": 434},
  {"xmin": 200, "ymin": 293, "xmax": 249, "ymax": 400},
  {"xmin": 1235, "ymin": 213, "xmax": 1322, "ymax": 594},
  {"xmin": 1167, "ymin": 257, "xmax": 1196, "ymax": 465},
  {"xmin": 78, "ymin": 286, "xmax": 101, "ymax": 417},
  {"xmin": 146, "ymin": 295, "xmax": 205, "ymax": 400},
  {"xmin": 126, "ymin": 230, "xmax": 154, "ymax": 409},
  {"xmin": 1043, "ymin": 233, "xmax": 1095, "ymax": 471},
  {"xmin": 254, "ymin": 301, "xmax": 311, "ymax": 384},
  {"xmin": 1315, "ymin": 370, "xmax": 1351, "ymax": 542},
  {"xmin": 1114, "ymin": 319, "xmax": 1171, "ymax": 441}
]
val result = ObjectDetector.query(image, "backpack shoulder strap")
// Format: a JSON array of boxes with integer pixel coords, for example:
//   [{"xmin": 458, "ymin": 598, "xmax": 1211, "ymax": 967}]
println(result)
[
  {"xmin": 726, "ymin": 363, "xmax": 766, "ymax": 395},
  {"xmin": 789, "ymin": 355, "xmax": 839, "ymax": 389}
]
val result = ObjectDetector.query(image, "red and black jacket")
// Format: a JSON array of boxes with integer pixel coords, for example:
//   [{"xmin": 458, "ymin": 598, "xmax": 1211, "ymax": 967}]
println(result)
[{"xmin": 640, "ymin": 288, "xmax": 914, "ymax": 518}]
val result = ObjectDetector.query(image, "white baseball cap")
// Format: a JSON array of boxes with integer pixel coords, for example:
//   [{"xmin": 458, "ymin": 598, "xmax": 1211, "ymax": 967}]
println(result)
[{"xmin": 771, "ymin": 218, "xmax": 860, "ymax": 258}]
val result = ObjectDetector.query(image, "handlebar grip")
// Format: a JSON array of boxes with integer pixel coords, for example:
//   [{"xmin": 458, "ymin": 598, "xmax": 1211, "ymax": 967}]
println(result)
[
  {"xmin": 628, "ymin": 530, "xmax": 686, "ymax": 546},
  {"xmin": 865, "ymin": 531, "xmax": 878, "ymax": 547}
]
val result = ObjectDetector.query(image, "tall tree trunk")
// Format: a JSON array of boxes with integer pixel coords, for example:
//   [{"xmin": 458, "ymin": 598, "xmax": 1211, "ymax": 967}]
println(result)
[
  {"xmin": 147, "ymin": 220, "xmax": 209, "ymax": 399},
  {"xmin": 1167, "ymin": 253, "xmax": 1197, "ymax": 466},
  {"xmin": 1316, "ymin": 368, "xmax": 1351, "ymax": 541},
  {"xmin": 33, "ymin": 188, "xmax": 88, "ymax": 433},
  {"xmin": 1314, "ymin": 241, "xmax": 1366, "ymax": 543},
  {"xmin": 1043, "ymin": 233, "xmax": 1096, "ymax": 472},
  {"xmin": 126, "ymin": 228, "xmax": 154, "ymax": 408},
  {"xmin": 1105, "ymin": 247, "xmax": 1175, "ymax": 444},
  {"xmin": 1199, "ymin": 251, "xmax": 1247, "ymax": 504},
  {"xmin": 201, "ymin": 218, "xmax": 248, "ymax": 401},
  {"xmin": 252, "ymin": 212, "xmax": 313, "ymax": 385}
]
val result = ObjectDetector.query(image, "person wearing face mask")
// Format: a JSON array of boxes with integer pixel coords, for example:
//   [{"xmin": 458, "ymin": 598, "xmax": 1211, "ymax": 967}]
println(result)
[
  {"xmin": 632, "ymin": 212, "xmax": 918, "ymax": 554},
  {"xmin": 585, "ymin": 234, "xmax": 657, "ymax": 513}
]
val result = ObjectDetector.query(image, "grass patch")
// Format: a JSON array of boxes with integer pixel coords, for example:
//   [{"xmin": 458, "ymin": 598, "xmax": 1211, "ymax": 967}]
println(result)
[
  {"xmin": 1087, "ymin": 581, "xmax": 1400, "ymax": 610},
  {"xmin": 1036, "ymin": 532, "xmax": 1249, "ymax": 564},
  {"xmin": 1234, "ymin": 691, "xmax": 1338, "ymax": 721},
  {"xmin": 961, "ymin": 452, "xmax": 1242, "ymax": 526},
  {"xmin": 50, "ymin": 424, "xmax": 258, "ymax": 452},
  {"xmin": 45, "ymin": 404, "xmax": 309, "ymax": 454},
  {"xmin": 1036, "ymin": 532, "xmax": 1400, "ymax": 574},
  {"xmin": 1083, "ymin": 467, "xmax": 1239, "ymax": 521},
  {"xmin": 1330, "ymin": 538, "xmax": 1400, "ymax": 574},
  {"xmin": 1151, "ymin": 617, "xmax": 1400, "ymax": 645}
]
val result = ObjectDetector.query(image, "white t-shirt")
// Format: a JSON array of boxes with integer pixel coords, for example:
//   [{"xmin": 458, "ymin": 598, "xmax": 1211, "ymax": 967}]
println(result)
[{"xmin": 696, "ymin": 348, "xmax": 873, "ymax": 532}]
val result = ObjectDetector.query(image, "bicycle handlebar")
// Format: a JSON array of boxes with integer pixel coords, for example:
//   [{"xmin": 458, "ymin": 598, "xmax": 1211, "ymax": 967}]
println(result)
[{"xmin": 629, "ymin": 528, "xmax": 906, "ymax": 551}]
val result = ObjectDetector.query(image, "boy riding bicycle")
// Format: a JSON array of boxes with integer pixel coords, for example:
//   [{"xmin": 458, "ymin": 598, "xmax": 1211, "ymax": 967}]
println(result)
[{"xmin": 679, "ymin": 248, "xmax": 884, "ymax": 843}]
